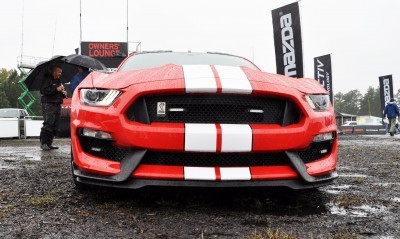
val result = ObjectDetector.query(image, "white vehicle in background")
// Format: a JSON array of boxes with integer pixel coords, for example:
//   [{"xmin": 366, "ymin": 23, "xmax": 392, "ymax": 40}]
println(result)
[
  {"xmin": 0, "ymin": 108, "xmax": 30, "ymax": 138},
  {"xmin": 342, "ymin": 121, "xmax": 357, "ymax": 126}
]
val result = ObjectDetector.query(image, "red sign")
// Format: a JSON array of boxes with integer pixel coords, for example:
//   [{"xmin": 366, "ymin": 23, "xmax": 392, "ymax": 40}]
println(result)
[{"xmin": 81, "ymin": 41, "xmax": 128, "ymax": 68}]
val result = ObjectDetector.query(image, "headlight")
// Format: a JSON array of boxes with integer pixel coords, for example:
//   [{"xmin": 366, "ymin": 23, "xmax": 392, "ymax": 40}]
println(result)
[
  {"xmin": 80, "ymin": 89, "xmax": 120, "ymax": 107},
  {"xmin": 305, "ymin": 94, "xmax": 330, "ymax": 111}
]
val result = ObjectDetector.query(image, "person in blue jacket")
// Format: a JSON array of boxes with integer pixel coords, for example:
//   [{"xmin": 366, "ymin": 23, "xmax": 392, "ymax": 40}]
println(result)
[
  {"xmin": 69, "ymin": 66, "xmax": 89, "ymax": 94},
  {"xmin": 384, "ymin": 98, "xmax": 400, "ymax": 136}
]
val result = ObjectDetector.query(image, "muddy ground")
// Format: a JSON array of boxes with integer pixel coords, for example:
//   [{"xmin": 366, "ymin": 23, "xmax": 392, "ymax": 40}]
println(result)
[{"xmin": 0, "ymin": 135, "xmax": 399, "ymax": 239}]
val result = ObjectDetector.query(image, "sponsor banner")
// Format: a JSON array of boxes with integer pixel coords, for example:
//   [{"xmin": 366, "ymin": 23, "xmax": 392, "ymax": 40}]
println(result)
[
  {"xmin": 272, "ymin": 2, "xmax": 304, "ymax": 78},
  {"xmin": 81, "ymin": 41, "xmax": 128, "ymax": 68},
  {"xmin": 314, "ymin": 54, "xmax": 333, "ymax": 103},
  {"xmin": 378, "ymin": 75, "xmax": 394, "ymax": 116}
]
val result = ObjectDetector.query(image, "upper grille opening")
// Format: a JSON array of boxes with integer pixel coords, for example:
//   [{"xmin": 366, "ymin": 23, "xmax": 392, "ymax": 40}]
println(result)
[{"xmin": 126, "ymin": 94, "xmax": 300, "ymax": 125}]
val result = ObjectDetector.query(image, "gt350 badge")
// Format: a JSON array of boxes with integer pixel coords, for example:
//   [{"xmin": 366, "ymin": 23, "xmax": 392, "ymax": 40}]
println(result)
[{"xmin": 157, "ymin": 102, "xmax": 166, "ymax": 117}]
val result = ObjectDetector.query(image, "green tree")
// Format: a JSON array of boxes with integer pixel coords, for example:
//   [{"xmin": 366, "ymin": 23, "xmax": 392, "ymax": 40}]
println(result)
[
  {"xmin": 0, "ymin": 68, "xmax": 44, "ymax": 115},
  {"xmin": 334, "ymin": 90, "xmax": 362, "ymax": 115},
  {"xmin": 0, "ymin": 68, "xmax": 22, "ymax": 108},
  {"xmin": 359, "ymin": 87, "xmax": 381, "ymax": 117},
  {"xmin": 0, "ymin": 91, "xmax": 10, "ymax": 107}
]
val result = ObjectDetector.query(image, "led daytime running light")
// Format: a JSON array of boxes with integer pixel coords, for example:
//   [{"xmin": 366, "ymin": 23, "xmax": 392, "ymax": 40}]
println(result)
[
  {"xmin": 82, "ymin": 128, "xmax": 112, "ymax": 139},
  {"xmin": 313, "ymin": 132, "xmax": 334, "ymax": 142}
]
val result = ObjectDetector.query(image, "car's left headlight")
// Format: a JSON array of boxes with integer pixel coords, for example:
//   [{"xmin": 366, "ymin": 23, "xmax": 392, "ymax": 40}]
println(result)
[
  {"xmin": 305, "ymin": 94, "xmax": 330, "ymax": 111},
  {"xmin": 80, "ymin": 89, "xmax": 121, "ymax": 107}
]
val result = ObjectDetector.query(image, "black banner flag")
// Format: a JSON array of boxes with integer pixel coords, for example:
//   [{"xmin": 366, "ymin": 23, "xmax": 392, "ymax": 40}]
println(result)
[
  {"xmin": 314, "ymin": 54, "xmax": 333, "ymax": 103},
  {"xmin": 271, "ymin": 2, "xmax": 303, "ymax": 78},
  {"xmin": 81, "ymin": 41, "xmax": 128, "ymax": 68},
  {"xmin": 379, "ymin": 75, "xmax": 394, "ymax": 116}
]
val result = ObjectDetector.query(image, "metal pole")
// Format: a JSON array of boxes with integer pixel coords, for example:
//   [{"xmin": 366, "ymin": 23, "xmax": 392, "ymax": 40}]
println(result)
[
  {"xmin": 126, "ymin": 0, "xmax": 129, "ymax": 43},
  {"xmin": 21, "ymin": 0, "xmax": 24, "ymax": 60},
  {"xmin": 80, "ymin": 0, "xmax": 82, "ymax": 50}
]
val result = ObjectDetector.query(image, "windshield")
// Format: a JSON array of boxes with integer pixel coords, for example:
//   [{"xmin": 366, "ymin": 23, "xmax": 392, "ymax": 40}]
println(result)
[
  {"xmin": 0, "ymin": 109, "xmax": 18, "ymax": 118},
  {"xmin": 119, "ymin": 52, "xmax": 259, "ymax": 72}
]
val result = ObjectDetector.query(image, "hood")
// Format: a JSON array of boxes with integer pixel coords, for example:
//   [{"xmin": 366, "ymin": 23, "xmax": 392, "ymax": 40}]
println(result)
[{"xmin": 83, "ymin": 64, "xmax": 327, "ymax": 95}]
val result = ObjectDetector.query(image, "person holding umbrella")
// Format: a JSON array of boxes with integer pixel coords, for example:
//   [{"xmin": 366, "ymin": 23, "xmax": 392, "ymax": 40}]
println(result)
[
  {"xmin": 39, "ymin": 63, "xmax": 67, "ymax": 150},
  {"xmin": 69, "ymin": 65, "xmax": 89, "ymax": 94}
]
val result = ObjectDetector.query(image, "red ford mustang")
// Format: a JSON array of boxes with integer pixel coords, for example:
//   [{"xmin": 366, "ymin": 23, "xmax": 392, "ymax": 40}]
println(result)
[{"xmin": 70, "ymin": 51, "xmax": 338, "ymax": 189}]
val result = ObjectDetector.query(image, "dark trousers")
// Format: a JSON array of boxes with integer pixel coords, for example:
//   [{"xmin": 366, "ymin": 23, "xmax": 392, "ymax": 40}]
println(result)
[{"xmin": 40, "ymin": 103, "xmax": 61, "ymax": 145}]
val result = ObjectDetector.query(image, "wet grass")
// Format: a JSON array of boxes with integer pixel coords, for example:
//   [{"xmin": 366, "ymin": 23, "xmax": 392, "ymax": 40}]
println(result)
[
  {"xmin": 0, "ymin": 204, "xmax": 15, "ymax": 218},
  {"xmin": 247, "ymin": 228, "xmax": 295, "ymax": 239},
  {"xmin": 329, "ymin": 229, "xmax": 363, "ymax": 239},
  {"xmin": 348, "ymin": 177, "xmax": 365, "ymax": 185},
  {"xmin": 76, "ymin": 209, "xmax": 90, "ymax": 217},
  {"xmin": 333, "ymin": 194, "xmax": 370, "ymax": 208},
  {"xmin": 96, "ymin": 202, "xmax": 119, "ymax": 210},
  {"xmin": 28, "ymin": 196, "xmax": 56, "ymax": 206}
]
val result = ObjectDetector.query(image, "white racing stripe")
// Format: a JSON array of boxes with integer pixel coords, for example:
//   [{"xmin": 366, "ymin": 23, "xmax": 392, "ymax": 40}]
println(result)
[
  {"xmin": 185, "ymin": 123, "xmax": 217, "ymax": 152},
  {"xmin": 220, "ymin": 167, "xmax": 251, "ymax": 180},
  {"xmin": 184, "ymin": 167, "xmax": 215, "ymax": 180},
  {"xmin": 183, "ymin": 65, "xmax": 217, "ymax": 93},
  {"xmin": 220, "ymin": 124, "xmax": 252, "ymax": 152},
  {"xmin": 215, "ymin": 65, "xmax": 252, "ymax": 94}
]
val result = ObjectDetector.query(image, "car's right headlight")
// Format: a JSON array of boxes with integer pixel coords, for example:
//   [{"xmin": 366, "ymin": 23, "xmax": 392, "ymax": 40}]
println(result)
[
  {"xmin": 305, "ymin": 94, "xmax": 330, "ymax": 111},
  {"xmin": 80, "ymin": 89, "xmax": 120, "ymax": 107}
]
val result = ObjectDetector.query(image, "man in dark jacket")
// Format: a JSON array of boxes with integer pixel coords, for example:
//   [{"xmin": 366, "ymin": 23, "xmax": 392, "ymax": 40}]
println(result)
[
  {"xmin": 384, "ymin": 98, "xmax": 400, "ymax": 136},
  {"xmin": 39, "ymin": 64, "xmax": 67, "ymax": 150}
]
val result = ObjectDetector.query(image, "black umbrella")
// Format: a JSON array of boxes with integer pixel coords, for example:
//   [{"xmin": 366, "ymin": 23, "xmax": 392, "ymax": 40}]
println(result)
[
  {"xmin": 23, "ymin": 55, "xmax": 79, "ymax": 91},
  {"xmin": 64, "ymin": 54, "xmax": 107, "ymax": 71}
]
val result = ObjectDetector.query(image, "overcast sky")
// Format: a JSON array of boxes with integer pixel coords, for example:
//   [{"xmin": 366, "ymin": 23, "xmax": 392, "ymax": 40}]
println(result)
[{"xmin": 1, "ymin": 0, "xmax": 399, "ymax": 94}]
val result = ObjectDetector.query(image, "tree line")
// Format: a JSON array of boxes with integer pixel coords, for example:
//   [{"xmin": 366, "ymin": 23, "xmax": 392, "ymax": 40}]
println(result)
[
  {"xmin": 0, "ymin": 68, "xmax": 42, "ymax": 115},
  {"xmin": 0, "ymin": 67, "xmax": 399, "ymax": 117}
]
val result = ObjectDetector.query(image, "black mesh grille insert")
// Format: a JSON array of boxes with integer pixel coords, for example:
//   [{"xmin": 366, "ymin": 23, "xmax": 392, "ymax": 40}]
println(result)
[
  {"xmin": 78, "ymin": 136, "xmax": 333, "ymax": 165},
  {"xmin": 79, "ymin": 136, "xmax": 130, "ymax": 162},
  {"xmin": 141, "ymin": 151, "xmax": 289, "ymax": 167},
  {"xmin": 126, "ymin": 94, "xmax": 300, "ymax": 125},
  {"xmin": 297, "ymin": 141, "xmax": 333, "ymax": 164}
]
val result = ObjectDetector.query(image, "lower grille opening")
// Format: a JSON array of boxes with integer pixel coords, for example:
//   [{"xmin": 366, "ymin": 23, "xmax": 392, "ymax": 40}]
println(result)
[
  {"xmin": 78, "ymin": 137, "xmax": 333, "ymax": 165},
  {"xmin": 141, "ymin": 152, "xmax": 289, "ymax": 167}
]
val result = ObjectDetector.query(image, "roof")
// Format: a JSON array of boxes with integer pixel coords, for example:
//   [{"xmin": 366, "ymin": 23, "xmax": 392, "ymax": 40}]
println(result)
[{"xmin": 335, "ymin": 110, "xmax": 357, "ymax": 117}]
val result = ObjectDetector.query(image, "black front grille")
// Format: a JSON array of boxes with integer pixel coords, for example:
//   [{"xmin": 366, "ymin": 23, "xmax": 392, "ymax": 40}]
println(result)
[
  {"xmin": 141, "ymin": 151, "xmax": 289, "ymax": 167},
  {"xmin": 79, "ymin": 136, "xmax": 130, "ymax": 162},
  {"xmin": 126, "ymin": 94, "xmax": 300, "ymax": 125},
  {"xmin": 297, "ymin": 141, "xmax": 333, "ymax": 164}
]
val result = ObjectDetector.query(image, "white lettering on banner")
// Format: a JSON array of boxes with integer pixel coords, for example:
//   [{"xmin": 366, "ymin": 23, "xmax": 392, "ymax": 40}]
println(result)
[
  {"xmin": 383, "ymin": 78, "xmax": 391, "ymax": 105},
  {"xmin": 280, "ymin": 13, "xmax": 297, "ymax": 77},
  {"xmin": 316, "ymin": 59, "xmax": 325, "ymax": 87},
  {"xmin": 326, "ymin": 72, "xmax": 331, "ymax": 94}
]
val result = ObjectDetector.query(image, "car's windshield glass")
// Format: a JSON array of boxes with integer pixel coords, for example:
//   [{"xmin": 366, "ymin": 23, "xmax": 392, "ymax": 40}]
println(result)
[
  {"xmin": 119, "ymin": 52, "xmax": 259, "ymax": 72},
  {"xmin": 0, "ymin": 109, "xmax": 18, "ymax": 118}
]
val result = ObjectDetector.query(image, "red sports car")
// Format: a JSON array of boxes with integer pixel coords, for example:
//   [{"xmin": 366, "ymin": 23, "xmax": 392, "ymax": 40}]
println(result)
[{"xmin": 70, "ymin": 51, "xmax": 338, "ymax": 189}]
